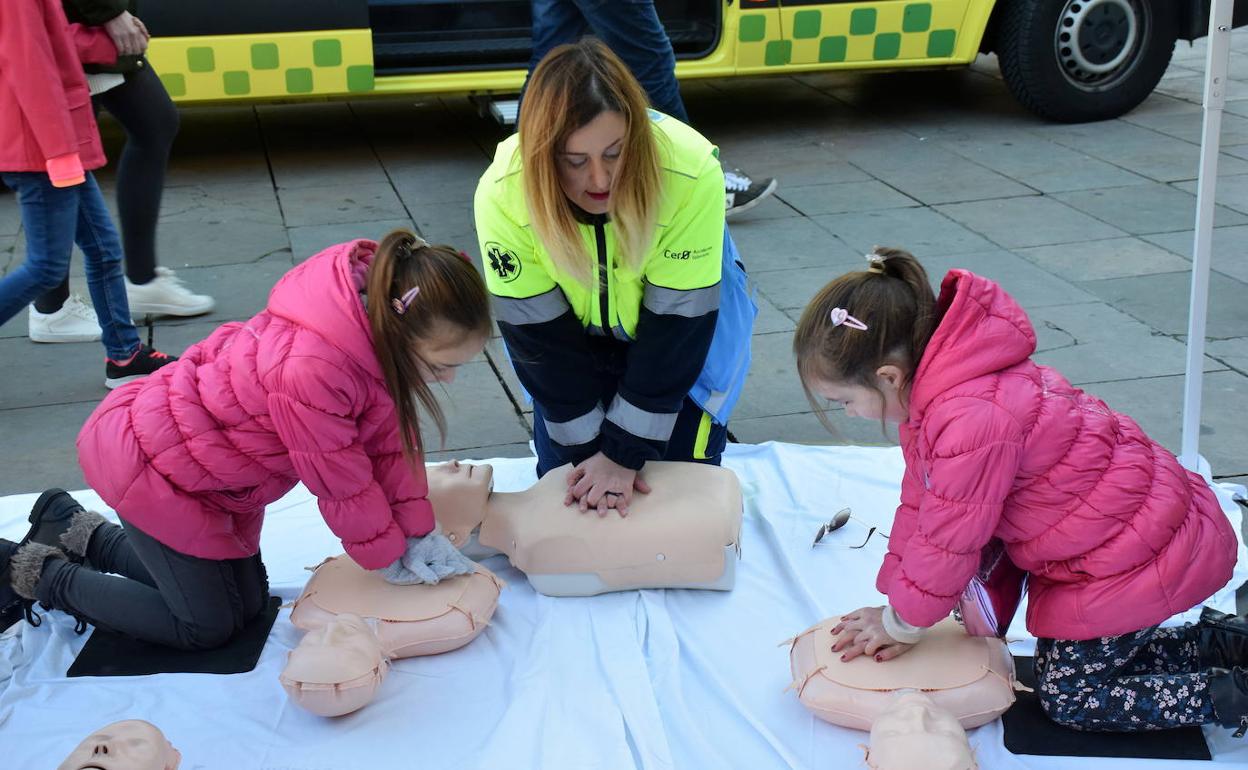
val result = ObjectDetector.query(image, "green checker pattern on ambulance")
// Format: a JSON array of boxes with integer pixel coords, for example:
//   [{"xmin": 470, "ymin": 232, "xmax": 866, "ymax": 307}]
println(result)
[{"xmin": 740, "ymin": 1, "xmax": 964, "ymax": 68}]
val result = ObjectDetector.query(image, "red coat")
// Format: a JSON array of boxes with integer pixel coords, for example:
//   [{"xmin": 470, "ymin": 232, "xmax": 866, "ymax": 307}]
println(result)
[
  {"xmin": 877, "ymin": 270, "xmax": 1238, "ymax": 640},
  {"xmin": 0, "ymin": 0, "xmax": 118, "ymax": 175},
  {"xmin": 77, "ymin": 241, "xmax": 436, "ymax": 569}
]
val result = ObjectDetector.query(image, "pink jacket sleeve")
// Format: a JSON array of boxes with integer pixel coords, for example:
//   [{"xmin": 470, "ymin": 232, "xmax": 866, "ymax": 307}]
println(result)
[
  {"xmin": 0, "ymin": 1, "xmax": 79, "ymax": 162},
  {"xmin": 885, "ymin": 397, "xmax": 1024, "ymax": 628},
  {"xmin": 369, "ymin": 440, "xmax": 435, "ymax": 539},
  {"xmin": 876, "ymin": 460, "xmax": 923, "ymax": 593},
  {"xmin": 267, "ymin": 355, "xmax": 411, "ymax": 570}
]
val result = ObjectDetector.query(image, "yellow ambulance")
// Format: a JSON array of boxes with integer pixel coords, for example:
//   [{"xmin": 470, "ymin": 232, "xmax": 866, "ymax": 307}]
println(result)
[{"xmin": 140, "ymin": 0, "xmax": 1238, "ymax": 123}]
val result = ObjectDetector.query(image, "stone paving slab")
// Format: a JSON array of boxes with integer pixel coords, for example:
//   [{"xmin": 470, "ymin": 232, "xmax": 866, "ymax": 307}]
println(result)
[
  {"xmin": 777, "ymin": 180, "xmax": 919, "ymax": 217},
  {"xmin": 1054, "ymin": 183, "xmax": 1248, "ymax": 236},
  {"xmin": 1015, "ymin": 237, "xmax": 1193, "ymax": 282},
  {"xmin": 731, "ymin": 215, "xmax": 859, "ymax": 273},
  {"xmin": 1034, "ymin": 335, "xmax": 1225, "ymax": 385},
  {"xmin": 1079, "ymin": 270, "xmax": 1248, "ymax": 338},
  {"xmin": 812, "ymin": 206, "xmax": 997, "ymax": 257},
  {"xmin": 1142, "ymin": 225, "xmax": 1248, "ymax": 285},
  {"xmin": 1174, "ymin": 173, "xmax": 1248, "ymax": 215},
  {"xmin": 919, "ymin": 250, "xmax": 1098, "ymax": 308},
  {"xmin": 288, "ymin": 219, "xmax": 417, "ymax": 261},
  {"xmin": 935, "ymin": 196, "xmax": 1127, "ymax": 249},
  {"xmin": 935, "ymin": 135, "xmax": 1150, "ymax": 194}
]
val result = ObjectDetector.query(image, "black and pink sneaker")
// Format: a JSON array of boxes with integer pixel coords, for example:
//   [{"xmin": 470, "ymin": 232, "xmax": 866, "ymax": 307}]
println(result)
[{"xmin": 105, "ymin": 345, "xmax": 177, "ymax": 390}]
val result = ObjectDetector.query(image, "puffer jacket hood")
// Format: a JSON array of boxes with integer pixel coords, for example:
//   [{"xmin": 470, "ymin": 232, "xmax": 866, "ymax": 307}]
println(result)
[
  {"xmin": 267, "ymin": 239, "xmax": 383, "ymax": 382},
  {"xmin": 78, "ymin": 240, "xmax": 434, "ymax": 569},
  {"xmin": 908, "ymin": 270, "xmax": 1036, "ymax": 422},
  {"xmin": 877, "ymin": 270, "xmax": 1236, "ymax": 640}
]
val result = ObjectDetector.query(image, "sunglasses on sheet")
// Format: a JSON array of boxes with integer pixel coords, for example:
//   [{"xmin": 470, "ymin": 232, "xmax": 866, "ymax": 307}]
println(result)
[{"xmin": 811, "ymin": 507, "xmax": 889, "ymax": 549}]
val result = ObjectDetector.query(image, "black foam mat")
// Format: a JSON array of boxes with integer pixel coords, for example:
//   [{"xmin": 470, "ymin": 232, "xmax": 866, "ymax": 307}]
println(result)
[
  {"xmin": 67, "ymin": 596, "xmax": 280, "ymax": 677},
  {"xmin": 1002, "ymin": 655, "xmax": 1211, "ymax": 760}
]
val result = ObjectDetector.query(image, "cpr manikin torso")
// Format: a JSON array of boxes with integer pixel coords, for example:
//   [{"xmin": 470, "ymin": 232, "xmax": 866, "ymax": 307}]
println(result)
[
  {"xmin": 867, "ymin": 693, "xmax": 978, "ymax": 770},
  {"xmin": 788, "ymin": 617, "xmax": 1016, "ymax": 731},
  {"xmin": 58, "ymin": 720, "xmax": 181, "ymax": 770},
  {"xmin": 431, "ymin": 460, "xmax": 743, "ymax": 596}
]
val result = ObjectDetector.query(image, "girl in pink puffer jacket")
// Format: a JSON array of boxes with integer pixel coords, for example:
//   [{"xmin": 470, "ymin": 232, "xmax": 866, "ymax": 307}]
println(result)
[
  {"xmin": 793, "ymin": 248, "xmax": 1245, "ymax": 735},
  {"xmin": 0, "ymin": 230, "xmax": 492, "ymax": 649}
]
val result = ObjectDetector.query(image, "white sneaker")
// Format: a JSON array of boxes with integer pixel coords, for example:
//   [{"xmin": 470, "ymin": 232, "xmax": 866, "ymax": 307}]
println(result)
[
  {"xmin": 28, "ymin": 294, "xmax": 101, "ymax": 343},
  {"xmin": 126, "ymin": 267, "xmax": 215, "ymax": 317}
]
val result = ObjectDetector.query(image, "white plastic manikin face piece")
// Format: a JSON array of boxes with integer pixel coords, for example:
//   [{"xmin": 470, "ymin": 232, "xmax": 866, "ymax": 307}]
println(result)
[
  {"xmin": 867, "ymin": 693, "xmax": 977, "ymax": 770},
  {"xmin": 426, "ymin": 460, "xmax": 494, "ymax": 547},
  {"xmin": 280, "ymin": 613, "xmax": 388, "ymax": 717},
  {"xmin": 57, "ymin": 720, "xmax": 181, "ymax": 770}
]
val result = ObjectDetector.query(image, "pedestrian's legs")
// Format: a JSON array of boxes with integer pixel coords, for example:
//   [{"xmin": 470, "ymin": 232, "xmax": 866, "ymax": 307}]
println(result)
[
  {"xmin": 1034, "ymin": 629, "xmax": 1216, "ymax": 731},
  {"xmin": 0, "ymin": 173, "xmax": 80, "ymax": 324},
  {"xmin": 33, "ymin": 518, "xmax": 269, "ymax": 650},
  {"xmin": 95, "ymin": 65, "xmax": 180, "ymax": 286},
  {"xmin": 573, "ymin": 0, "xmax": 691, "ymax": 123},
  {"xmin": 529, "ymin": 0, "xmax": 591, "ymax": 72},
  {"xmin": 74, "ymin": 174, "xmax": 140, "ymax": 360}
]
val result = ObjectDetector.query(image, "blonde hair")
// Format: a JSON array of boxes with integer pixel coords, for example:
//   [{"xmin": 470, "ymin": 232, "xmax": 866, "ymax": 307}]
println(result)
[
  {"xmin": 367, "ymin": 229, "xmax": 492, "ymax": 462},
  {"xmin": 793, "ymin": 247, "xmax": 937, "ymax": 434},
  {"xmin": 519, "ymin": 37, "xmax": 662, "ymax": 285}
]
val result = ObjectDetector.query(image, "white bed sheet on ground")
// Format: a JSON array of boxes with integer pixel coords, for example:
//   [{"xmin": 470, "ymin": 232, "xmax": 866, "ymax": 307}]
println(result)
[{"xmin": 0, "ymin": 442, "xmax": 1245, "ymax": 770}]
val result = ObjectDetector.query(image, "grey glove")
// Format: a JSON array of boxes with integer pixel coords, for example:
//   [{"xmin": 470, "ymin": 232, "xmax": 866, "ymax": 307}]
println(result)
[{"xmin": 377, "ymin": 532, "xmax": 476, "ymax": 585}]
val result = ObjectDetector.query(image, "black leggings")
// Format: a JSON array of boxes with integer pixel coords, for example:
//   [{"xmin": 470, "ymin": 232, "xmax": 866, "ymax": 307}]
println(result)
[
  {"xmin": 36, "ymin": 65, "xmax": 179, "ymax": 312},
  {"xmin": 35, "ymin": 518, "xmax": 269, "ymax": 651}
]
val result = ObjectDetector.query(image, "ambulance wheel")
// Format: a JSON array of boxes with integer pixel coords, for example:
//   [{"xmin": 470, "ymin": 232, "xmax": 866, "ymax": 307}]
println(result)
[{"xmin": 997, "ymin": 0, "xmax": 1176, "ymax": 122}]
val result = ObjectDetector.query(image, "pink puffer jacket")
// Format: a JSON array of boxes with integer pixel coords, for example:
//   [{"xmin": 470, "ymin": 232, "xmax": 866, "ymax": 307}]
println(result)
[
  {"xmin": 78, "ymin": 240, "xmax": 434, "ymax": 569},
  {"xmin": 877, "ymin": 270, "xmax": 1237, "ymax": 640}
]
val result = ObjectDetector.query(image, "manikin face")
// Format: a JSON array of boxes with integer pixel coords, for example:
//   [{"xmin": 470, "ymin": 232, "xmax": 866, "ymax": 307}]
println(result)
[
  {"xmin": 427, "ymin": 460, "xmax": 495, "ymax": 545},
  {"xmin": 868, "ymin": 693, "xmax": 976, "ymax": 770},
  {"xmin": 558, "ymin": 110, "xmax": 627, "ymax": 215},
  {"xmin": 299, "ymin": 614, "xmax": 383, "ymax": 662},
  {"xmin": 58, "ymin": 720, "xmax": 181, "ymax": 770},
  {"xmin": 810, "ymin": 368, "xmax": 909, "ymax": 425},
  {"xmin": 413, "ymin": 325, "xmax": 487, "ymax": 385}
]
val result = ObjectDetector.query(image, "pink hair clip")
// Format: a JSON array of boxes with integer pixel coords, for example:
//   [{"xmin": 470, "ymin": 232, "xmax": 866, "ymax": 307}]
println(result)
[
  {"xmin": 391, "ymin": 286, "xmax": 420, "ymax": 315},
  {"xmin": 830, "ymin": 307, "xmax": 868, "ymax": 331}
]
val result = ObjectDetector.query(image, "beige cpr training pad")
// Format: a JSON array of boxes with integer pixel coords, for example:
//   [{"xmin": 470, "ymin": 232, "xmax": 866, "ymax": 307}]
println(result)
[
  {"xmin": 788, "ymin": 616, "xmax": 1016, "ymax": 731},
  {"xmin": 290, "ymin": 555, "xmax": 503, "ymax": 659}
]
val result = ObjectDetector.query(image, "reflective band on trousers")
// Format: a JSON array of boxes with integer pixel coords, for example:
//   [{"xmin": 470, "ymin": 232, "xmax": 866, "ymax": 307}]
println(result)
[
  {"xmin": 605, "ymin": 394, "xmax": 678, "ymax": 442},
  {"xmin": 493, "ymin": 287, "xmax": 571, "ymax": 326},
  {"xmin": 544, "ymin": 403, "xmax": 605, "ymax": 446},
  {"xmin": 642, "ymin": 281, "xmax": 720, "ymax": 318}
]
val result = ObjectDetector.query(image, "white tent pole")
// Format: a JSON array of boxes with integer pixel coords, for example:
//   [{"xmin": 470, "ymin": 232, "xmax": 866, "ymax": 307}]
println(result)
[{"xmin": 1181, "ymin": 0, "xmax": 1235, "ymax": 473}]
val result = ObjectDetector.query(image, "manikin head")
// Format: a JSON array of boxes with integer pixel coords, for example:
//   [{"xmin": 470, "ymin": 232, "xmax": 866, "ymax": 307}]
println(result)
[
  {"xmin": 293, "ymin": 613, "xmax": 385, "ymax": 667},
  {"xmin": 57, "ymin": 720, "xmax": 180, "ymax": 770},
  {"xmin": 866, "ymin": 693, "xmax": 976, "ymax": 770},
  {"xmin": 281, "ymin": 613, "xmax": 388, "ymax": 717},
  {"xmin": 427, "ymin": 460, "xmax": 495, "ymax": 547}
]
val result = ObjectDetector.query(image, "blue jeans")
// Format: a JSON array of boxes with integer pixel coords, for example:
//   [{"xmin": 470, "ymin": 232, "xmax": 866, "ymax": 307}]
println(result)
[
  {"xmin": 528, "ymin": 0, "xmax": 691, "ymax": 124},
  {"xmin": 0, "ymin": 171, "xmax": 140, "ymax": 359}
]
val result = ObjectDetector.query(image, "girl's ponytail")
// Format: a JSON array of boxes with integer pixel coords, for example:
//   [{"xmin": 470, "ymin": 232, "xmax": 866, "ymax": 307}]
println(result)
[
  {"xmin": 368, "ymin": 229, "xmax": 492, "ymax": 464},
  {"xmin": 793, "ymin": 246, "xmax": 937, "ymax": 432},
  {"xmin": 870, "ymin": 246, "xmax": 937, "ymax": 372}
]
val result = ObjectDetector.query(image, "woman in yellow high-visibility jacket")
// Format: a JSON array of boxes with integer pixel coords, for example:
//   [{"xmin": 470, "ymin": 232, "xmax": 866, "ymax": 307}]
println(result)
[{"xmin": 474, "ymin": 38, "xmax": 754, "ymax": 516}]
